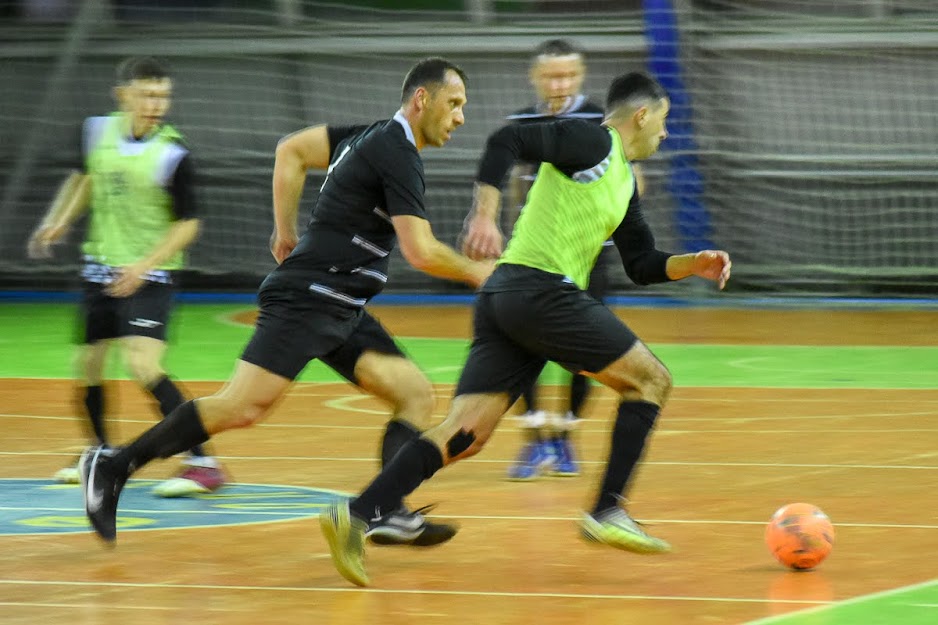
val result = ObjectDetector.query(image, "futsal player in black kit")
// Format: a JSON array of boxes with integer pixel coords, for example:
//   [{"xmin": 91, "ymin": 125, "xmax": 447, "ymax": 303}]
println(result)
[{"xmin": 78, "ymin": 58, "xmax": 494, "ymax": 547}]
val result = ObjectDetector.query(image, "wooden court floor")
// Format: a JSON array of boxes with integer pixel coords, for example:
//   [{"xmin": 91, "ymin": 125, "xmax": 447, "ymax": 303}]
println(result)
[{"xmin": 1, "ymin": 306, "xmax": 936, "ymax": 624}]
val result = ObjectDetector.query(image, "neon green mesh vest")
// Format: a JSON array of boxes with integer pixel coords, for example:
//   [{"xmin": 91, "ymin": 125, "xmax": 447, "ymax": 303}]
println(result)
[
  {"xmin": 499, "ymin": 128, "xmax": 634, "ymax": 290},
  {"xmin": 82, "ymin": 113, "xmax": 187, "ymax": 269}
]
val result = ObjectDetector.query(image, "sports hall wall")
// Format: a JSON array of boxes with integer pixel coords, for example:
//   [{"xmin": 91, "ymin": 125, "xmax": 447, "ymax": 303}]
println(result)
[{"xmin": 1, "ymin": 0, "xmax": 936, "ymax": 298}]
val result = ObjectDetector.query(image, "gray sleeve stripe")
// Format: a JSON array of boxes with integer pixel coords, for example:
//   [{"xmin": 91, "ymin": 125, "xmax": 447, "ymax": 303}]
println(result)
[
  {"xmin": 155, "ymin": 142, "xmax": 189, "ymax": 188},
  {"xmin": 82, "ymin": 117, "xmax": 110, "ymax": 162}
]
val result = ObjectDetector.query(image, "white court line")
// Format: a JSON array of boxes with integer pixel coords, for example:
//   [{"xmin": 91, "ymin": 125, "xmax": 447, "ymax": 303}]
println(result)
[
  {"xmin": 743, "ymin": 578, "xmax": 938, "ymax": 625},
  {"xmin": 0, "ymin": 601, "xmax": 180, "ymax": 612},
  {"xmin": 0, "ymin": 506, "xmax": 315, "ymax": 516},
  {"xmin": 1, "ymin": 502, "xmax": 936, "ymax": 530},
  {"xmin": 2, "ymin": 449, "xmax": 936, "ymax": 471},
  {"xmin": 447, "ymin": 517, "xmax": 938, "ymax": 530},
  {"xmin": 4, "ymin": 411, "xmax": 937, "ymax": 431},
  {"xmin": 0, "ymin": 578, "xmax": 833, "ymax": 604},
  {"xmin": 1, "ymin": 450, "xmax": 935, "ymax": 471},
  {"xmin": 290, "ymin": 391, "xmax": 938, "ymax": 404}
]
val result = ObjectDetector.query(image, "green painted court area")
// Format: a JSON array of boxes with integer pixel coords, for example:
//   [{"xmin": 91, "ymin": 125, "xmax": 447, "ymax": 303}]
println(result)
[
  {"xmin": 749, "ymin": 579, "xmax": 938, "ymax": 625},
  {"xmin": 0, "ymin": 302, "xmax": 935, "ymax": 388}
]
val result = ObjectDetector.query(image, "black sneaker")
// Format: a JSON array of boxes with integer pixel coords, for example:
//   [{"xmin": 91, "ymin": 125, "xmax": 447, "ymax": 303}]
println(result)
[
  {"xmin": 366, "ymin": 505, "xmax": 459, "ymax": 547},
  {"xmin": 78, "ymin": 445, "xmax": 127, "ymax": 543}
]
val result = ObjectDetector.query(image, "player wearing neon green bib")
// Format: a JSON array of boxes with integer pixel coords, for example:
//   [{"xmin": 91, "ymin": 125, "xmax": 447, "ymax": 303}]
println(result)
[
  {"xmin": 27, "ymin": 57, "xmax": 225, "ymax": 497},
  {"xmin": 320, "ymin": 72, "xmax": 734, "ymax": 587},
  {"xmin": 82, "ymin": 113, "xmax": 187, "ymax": 272},
  {"xmin": 502, "ymin": 39, "xmax": 637, "ymax": 481},
  {"xmin": 498, "ymin": 128, "xmax": 633, "ymax": 290}
]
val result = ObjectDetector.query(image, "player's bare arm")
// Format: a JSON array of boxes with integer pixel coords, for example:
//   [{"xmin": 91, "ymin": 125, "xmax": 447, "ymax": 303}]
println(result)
[
  {"xmin": 271, "ymin": 124, "xmax": 331, "ymax": 263},
  {"xmin": 462, "ymin": 182, "xmax": 504, "ymax": 260},
  {"xmin": 612, "ymin": 199, "xmax": 730, "ymax": 290},
  {"xmin": 107, "ymin": 218, "xmax": 201, "ymax": 297},
  {"xmin": 394, "ymin": 214, "xmax": 494, "ymax": 288},
  {"xmin": 27, "ymin": 172, "xmax": 91, "ymax": 259}
]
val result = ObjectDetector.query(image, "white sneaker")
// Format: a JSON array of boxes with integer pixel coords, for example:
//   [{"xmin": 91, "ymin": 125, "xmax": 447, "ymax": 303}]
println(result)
[
  {"xmin": 54, "ymin": 463, "xmax": 80, "ymax": 484},
  {"xmin": 519, "ymin": 410, "xmax": 548, "ymax": 429},
  {"xmin": 152, "ymin": 458, "xmax": 226, "ymax": 498}
]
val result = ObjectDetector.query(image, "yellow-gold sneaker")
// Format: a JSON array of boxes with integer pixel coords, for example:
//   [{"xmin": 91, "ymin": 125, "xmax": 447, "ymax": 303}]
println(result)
[
  {"xmin": 580, "ymin": 506, "xmax": 671, "ymax": 554},
  {"xmin": 320, "ymin": 500, "xmax": 370, "ymax": 587}
]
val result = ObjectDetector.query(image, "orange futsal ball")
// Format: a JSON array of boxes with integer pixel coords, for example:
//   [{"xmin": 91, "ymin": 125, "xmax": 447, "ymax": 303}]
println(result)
[{"xmin": 765, "ymin": 503, "xmax": 835, "ymax": 571}]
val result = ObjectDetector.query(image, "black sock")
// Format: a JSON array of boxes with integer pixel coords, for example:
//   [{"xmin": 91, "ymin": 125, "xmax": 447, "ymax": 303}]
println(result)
[
  {"xmin": 350, "ymin": 438, "xmax": 443, "ymax": 521},
  {"xmin": 592, "ymin": 400, "xmax": 660, "ymax": 515},
  {"xmin": 81, "ymin": 385, "xmax": 107, "ymax": 446},
  {"xmin": 112, "ymin": 400, "xmax": 209, "ymax": 477},
  {"xmin": 569, "ymin": 374, "xmax": 591, "ymax": 420},
  {"xmin": 381, "ymin": 419, "xmax": 422, "ymax": 467},
  {"xmin": 148, "ymin": 375, "xmax": 207, "ymax": 458},
  {"xmin": 522, "ymin": 384, "xmax": 537, "ymax": 413}
]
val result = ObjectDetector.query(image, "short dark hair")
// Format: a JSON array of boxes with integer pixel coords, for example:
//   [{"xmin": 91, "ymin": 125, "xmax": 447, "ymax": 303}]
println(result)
[
  {"xmin": 400, "ymin": 58, "xmax": 467, "ymax": 104},
  {"xmin": 605, "ymin": 71, "xmax": 667, "ymax": 114},
  {"xmin": 116, "ymin": 56, "xmax": 169, "ymax": 84},
  {"xmin": 533, "ymin": 39, "xmax": 582, "ymax": 59}
]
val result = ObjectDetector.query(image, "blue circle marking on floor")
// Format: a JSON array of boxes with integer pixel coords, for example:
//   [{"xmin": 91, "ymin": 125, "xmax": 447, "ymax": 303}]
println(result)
[{"xmin": 0, "ymin": 478, "xmax": 347, "ymax": 536}]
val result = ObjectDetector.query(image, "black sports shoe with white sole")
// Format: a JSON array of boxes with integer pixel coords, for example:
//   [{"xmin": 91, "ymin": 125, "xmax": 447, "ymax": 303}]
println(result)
[
  {"xmin": 366, "ymin": 505, "xmax": 458, "ymax": 547},
  {"xmin": 78, "ymin": 445, "xmax": 127, "ymax": 543}
]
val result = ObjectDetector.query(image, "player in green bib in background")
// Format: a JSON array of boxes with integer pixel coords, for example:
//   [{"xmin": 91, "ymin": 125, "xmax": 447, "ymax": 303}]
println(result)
[
  {"xmin": 321, "ymin": 71, "xmax": 732, "ymax": 587},
  {"xmin": 27, "ymin": 56, "xmax": 225, "ymax": 497}
]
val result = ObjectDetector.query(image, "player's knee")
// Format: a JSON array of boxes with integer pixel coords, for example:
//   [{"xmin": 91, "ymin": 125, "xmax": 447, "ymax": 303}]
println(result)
[
  {"xmin": 223, "ymin": 400, "xmax": 268, "ymax": 430},
  {"xmin": 75, "ymin": 344, "xmax": 107, "ymax": 382},
  {"xmin": 121, "ymin": 345, "xmax": 162, "ymax": 387},
  {"xmin": 641, "ymin": 361, "xmax": 672, "ymax": 406},
  {"xmin": 132, "ymin": 366, "xmax": 163, "ymax": 388}
]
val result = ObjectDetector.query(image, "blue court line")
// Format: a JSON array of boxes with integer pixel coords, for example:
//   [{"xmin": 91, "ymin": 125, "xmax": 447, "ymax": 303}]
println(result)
[{"xmin": 2, "ymin": 290, "xmax": 937, "ymax": 309}]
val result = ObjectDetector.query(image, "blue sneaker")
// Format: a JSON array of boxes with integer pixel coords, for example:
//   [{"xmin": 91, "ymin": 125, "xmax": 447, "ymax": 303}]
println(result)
[
  {"xmin": 506, "ymin": 440, "xmax": 554, "ymax": 481},
  {"xmin": 550, "ymin": 438, "xmax": 580, "ymax": 476}
]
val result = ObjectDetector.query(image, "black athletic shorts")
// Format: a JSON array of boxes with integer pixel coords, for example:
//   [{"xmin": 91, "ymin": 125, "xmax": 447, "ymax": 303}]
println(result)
[
  {"xmin": 80, "ymin": 280, "xmax": 175, "ymax": 343},
  {"xmin": 454, "ymin": 264, "xmax": 638, "ymax": 402},
  {"xmin": 240, "ymin": 279, "xmax": 404, "ymax": 382}
]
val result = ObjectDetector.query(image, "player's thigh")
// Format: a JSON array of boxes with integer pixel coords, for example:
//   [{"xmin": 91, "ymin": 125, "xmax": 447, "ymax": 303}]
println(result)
[
  {"xmin": 110, "ymin": 283, "xmax": 175, "ymax": 384},
  {"xmin": 197, "ymin": 359, "xmax": 294, "ymax": 432},
  {"xmin": 119, "ymin": 336, "xmax": 168, "ymax": 386},
  {"xmin": 320, "ymin": 310, "xmax": 434, "ymax": 415},
  {"xmin": 74, "ymin": 340, "xmax": 113, "ymax": 384},
  {"xmin": 354, "ymin": 352, "xmax": 434, "ymax": 413},
  {"xmin": 321, "ymin": 309, "xmax": 405, "ymax": 385},
  {"xmin": 454, "ymin": 292, "xmax": 547, "ymax": 405},
  {"xmin": 214, "ymin": 358, "xmax": 293, "ymax": 408},
  {"xmin": 489, "ymin": 286, "xmax": 636, "ymax": 376},
  {"xmin": 590, "ymin": 340, "xmax": 672, "ymax": 404},
  {"xmin": 240, "ymin": 289, "xmax": 362, "ymax": 381}
]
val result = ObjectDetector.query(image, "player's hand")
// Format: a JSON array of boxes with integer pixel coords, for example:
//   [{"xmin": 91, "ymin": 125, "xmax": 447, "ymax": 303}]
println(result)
[
  {"xmin": 26, "ymin": 224, "xmax": 67, "ymax": 259},
  {"xmin": 692, "ymin": 250, "xmax": 732, "ymax": 290},
  {"xmin": 461, "ymin": 212, "xmax": 503, "ymax": 261},
  {"xmin": 469, "ymin": 258, "xmax": 497, "ymax": 288},
  {"xmin": 106, "ymin": 263, "xmax": 148, "ymax": 298},
  {"xmin": 270, "ymin": 229, "xmax": 298, "ymax": 265}
]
